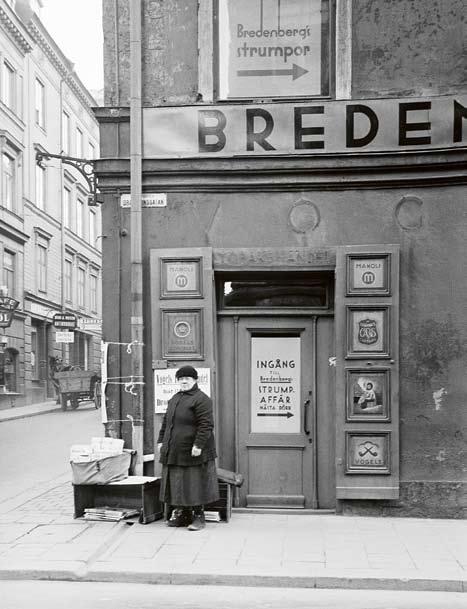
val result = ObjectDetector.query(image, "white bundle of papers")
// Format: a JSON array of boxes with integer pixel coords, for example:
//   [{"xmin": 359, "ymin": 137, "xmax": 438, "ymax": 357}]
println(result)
[{"xmin": 70, "ymin": 437, "xmax": 124, "ymax": 463}]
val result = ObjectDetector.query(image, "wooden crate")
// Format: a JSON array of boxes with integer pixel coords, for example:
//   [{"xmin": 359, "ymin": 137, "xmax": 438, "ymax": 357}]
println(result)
[
  {"xmin": 73, "ymin": 476, "xmax": 164, "ymax": 524},
  {"xmin": 205, "ymin": 481, "xmax": 232, "ymax": 522}
]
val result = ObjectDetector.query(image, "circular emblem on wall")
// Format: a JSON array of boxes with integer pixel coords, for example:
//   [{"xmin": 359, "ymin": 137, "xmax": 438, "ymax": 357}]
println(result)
[
  {"xmin": 173, "ymin": 321, "xmax": 191, "ymax": 338},
  {"xmin": 175, "ymin": 274, "xmax": 188, "ymax": 288},
  {"xmin": 395, "ymin": 196, "xmax": 424, "ymax": 230},
  {"xmin": 289, "ymin": 200, "xmax": 320, "ymax": 234},
  {"xmin": 361, "ymin": 271, "xmax": 376, "ymax": 285}
]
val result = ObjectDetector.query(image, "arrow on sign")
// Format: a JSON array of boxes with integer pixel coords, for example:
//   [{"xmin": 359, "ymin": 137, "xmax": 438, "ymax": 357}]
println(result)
[
  {"xmin": 237, "ymin": 64, "xmax": 308, "ymax": 81},
  {"xmin": 258, "ymin": 412, "xmax": 294, "ymax": 418}
]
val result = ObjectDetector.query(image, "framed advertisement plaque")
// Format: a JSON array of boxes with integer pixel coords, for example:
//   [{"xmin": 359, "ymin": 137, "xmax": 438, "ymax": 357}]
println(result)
[
  {"xmin": 161, "ymin": 309, "xmax": 203, "ymax": 359},
  {"xmin": 346, "ymin": 254, "xmax": 390, "ymax": 296},
  {"xmin": 346, "ymin": 306, "xmax": 390, "ymax": 358},
  {"xmin": 345, "ymin": 432, "xmax": 391, "ymax": 475},
  {"xmin": 346, "ymin": 369, "xmax": 390, "ymax": 421},
  {"xmin": 160, "ymin": 258, "xmax": 202, "ymax": 299}
]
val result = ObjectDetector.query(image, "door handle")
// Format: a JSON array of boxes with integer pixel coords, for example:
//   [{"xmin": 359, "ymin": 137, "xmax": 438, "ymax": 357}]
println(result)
[{"xmin": 303, "ymin": 392, "xmax": 311, "ymax": 435}]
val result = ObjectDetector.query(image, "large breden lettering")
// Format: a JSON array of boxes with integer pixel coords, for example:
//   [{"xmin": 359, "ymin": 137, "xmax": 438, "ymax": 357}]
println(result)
[{"xmin": 190, "ymin": 98, "xmax": 466, "ymax": 156}]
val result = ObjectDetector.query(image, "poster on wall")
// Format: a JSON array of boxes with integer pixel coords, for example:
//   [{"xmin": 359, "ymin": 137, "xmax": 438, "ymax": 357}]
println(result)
[
  {"xmin": 251, "ymin": 337, "xmax": 301, "ymax": 434},
  {"xmin": 154, "ymin": 368, "xmax": 211, "ymax": 414},
  {"xmin": 218, "ymin": 0, "xmax": 328, "ymax": 99}
]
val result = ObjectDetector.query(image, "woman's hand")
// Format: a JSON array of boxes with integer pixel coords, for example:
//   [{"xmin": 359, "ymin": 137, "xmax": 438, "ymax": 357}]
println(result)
[{"xmin": 191, "ymin": 445, "xmax": 202, "ymax": 457}]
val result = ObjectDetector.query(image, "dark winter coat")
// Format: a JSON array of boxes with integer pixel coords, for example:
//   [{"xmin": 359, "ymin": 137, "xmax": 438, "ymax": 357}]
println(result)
[{"xmin": 157, "ymin": 384, "xmax": 217, "ymax": 466}]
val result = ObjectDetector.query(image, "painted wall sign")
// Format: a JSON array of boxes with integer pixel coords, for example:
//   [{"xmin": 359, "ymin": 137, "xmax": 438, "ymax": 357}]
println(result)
[
  {"xmin": 218, "ymin": 0, "xmax": 327, "ymax": 99},
  {"xmin": 346, "ymin": 432, "xmax": 390, "ymax": 474},
  {"xmin": 143, "ymin": 95, "xmax": 467, "ymax": 158},
  {"xmin": 346, "ymin": 369, "xmax": 390, "ymax": 421},
  {"xmin": 251, "ymin": 337, "xmax": 300, "ymax": 434},
  {"xmin": 347, "ymin": 307, "xmax": 389, "ymax": 358},
  {"xmin": 161, "ymin": 259, "xmax": 202, "ymax": 298},
  {"xmin": 347, "ymin": 255, "xmax": 390, "ymax": 295},
  {"xmin": 213, "ymin": 247, "xmax": 335, "ymax": 269},
  {"xmin": 161, "ymin": 309, "xmax": 203, "ymax": 359},
  {"xmin": 154, "ymin": 368, "xmax": 211, "ymax": 414},
  {"xmin": 55, "ymin": 331, "xmax": 74, "ymax": 343}
]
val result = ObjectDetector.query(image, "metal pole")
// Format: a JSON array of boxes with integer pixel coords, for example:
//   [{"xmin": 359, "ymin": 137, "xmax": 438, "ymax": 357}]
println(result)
[{"xmin": 130, "ymin": 0, "xmax": 144, "ymax": 474}]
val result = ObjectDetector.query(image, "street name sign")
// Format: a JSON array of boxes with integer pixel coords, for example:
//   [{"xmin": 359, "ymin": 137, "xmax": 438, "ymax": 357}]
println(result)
[{"xmin": 120, "ymin": 194, "xmax": 167, "ymax": 208}]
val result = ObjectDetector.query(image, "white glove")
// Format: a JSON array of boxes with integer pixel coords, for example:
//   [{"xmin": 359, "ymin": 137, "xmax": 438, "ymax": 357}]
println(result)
[{"xmin": 191, "ymin": 445, "xmax": 202, "ymax": 457}]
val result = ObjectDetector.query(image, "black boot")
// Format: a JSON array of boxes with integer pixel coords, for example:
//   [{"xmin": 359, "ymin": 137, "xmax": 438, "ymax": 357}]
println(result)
[
  {"xmin": 167, "ymin": 508, "xmax": 186, "ymax": 527},
  {"xmin": 188, "ymin": 506, "xmax": 205, "ymax": 531}
]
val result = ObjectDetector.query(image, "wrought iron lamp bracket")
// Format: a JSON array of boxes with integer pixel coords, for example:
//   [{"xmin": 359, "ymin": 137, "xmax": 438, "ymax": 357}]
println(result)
[{"xmin": 35, "ymin": 148, "xmax": 101, "ymax": 206}]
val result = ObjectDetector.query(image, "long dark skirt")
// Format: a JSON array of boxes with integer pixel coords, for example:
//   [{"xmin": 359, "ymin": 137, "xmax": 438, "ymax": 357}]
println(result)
[{"xmin": 159, "ymin": 460, "xmax": 219, "ymax": 507}]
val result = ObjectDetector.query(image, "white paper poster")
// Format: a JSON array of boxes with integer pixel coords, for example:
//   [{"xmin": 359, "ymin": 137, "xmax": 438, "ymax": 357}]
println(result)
[
  {"xmin": 251, "ymin": 337, "xmax": 300, "ymax": 433},
  {"xmin": 154, "ymin": 368, "xmax": 211, "ymax": 414}
]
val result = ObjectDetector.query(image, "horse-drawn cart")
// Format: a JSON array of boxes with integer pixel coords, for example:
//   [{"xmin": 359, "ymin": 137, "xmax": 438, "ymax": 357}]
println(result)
[{"xmin": 55, "ymin": 369, "xmax": 101, "ymax": 411}]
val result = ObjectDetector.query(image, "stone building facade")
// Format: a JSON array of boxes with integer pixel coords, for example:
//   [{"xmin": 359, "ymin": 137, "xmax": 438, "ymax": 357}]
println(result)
[
  {"xmin": 96, "ymin": 0, "xmax": 466, "ymax": 517},
  {"xmin": 0, "ymin": 0, "xmax": 102, "ymax": 406}
]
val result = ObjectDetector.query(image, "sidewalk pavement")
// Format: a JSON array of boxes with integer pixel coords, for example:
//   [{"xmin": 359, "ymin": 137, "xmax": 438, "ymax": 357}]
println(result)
[
  {"xmin": 0, "ymin": 402, "xmax": 465, "ymax": 592},
  {"xmin": 0, "ymin": 399, "xmax": 63, "ymax": 422},
  {"xmin": 0, "ymin": 476, "xmax": 465, "ymax": 593}
]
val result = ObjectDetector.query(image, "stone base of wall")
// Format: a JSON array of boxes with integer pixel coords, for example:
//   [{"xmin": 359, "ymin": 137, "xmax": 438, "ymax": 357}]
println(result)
[{"xmin": 338, "ymin": 481, "xmax": 466, "ymax": 519}]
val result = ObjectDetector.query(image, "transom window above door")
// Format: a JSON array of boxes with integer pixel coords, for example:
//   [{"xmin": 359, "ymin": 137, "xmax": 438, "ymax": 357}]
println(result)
[{"xmin": 217, "ymin": 271, "xmax": 333, "ymax": 309}]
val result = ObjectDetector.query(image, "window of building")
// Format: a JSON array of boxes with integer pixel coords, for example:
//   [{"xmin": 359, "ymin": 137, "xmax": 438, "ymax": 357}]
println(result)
[
  {"xmin": 64, "ymin": 257, "xmax": 73, "ymax": 302},
  {"xmin": 89, "ymin": 209, "xmax": 96, "ymax": 245},
  {"xmin": 31, "ymin": 328, "xmax": 38, "ymax": 378},
  {"xmin": 217, "ymin": 271, "xmax": 333, "ymax": 308},
  {"xmin": 76, "ymin": 196, "xmax": 85, "ymax": 238},
  {"xmin": 63, "ymin": 185, "xmax": 72, "ymax": 229},
  {"xmin": 90, "ymin": 272, "xmax": 98, "ymax": 312},
  {"xmin": 35, "ymin": 164, "xmax": 46, "ymax": 210},
  {"xmin": 78, "ymin": 266, "xmax": 86, "ymax": 307},
  {"xmin": 2, "ymin": 152, "xmax": 15, "ymax": 211},
  {"xmin": 1, "ymin": 61, "xmax": 15, "ymax": 110},
  {"xmin": 35, "ymin": 78, "xmax": 45, "ymax": 128},
  {"xmin": 76, "ymin": 127, "xmax": 83, "ymax": 158},
  {"xmin": 3, "ymin": 250, "xmax": 15, "ymax": 297},
  {"xmin": 72, "ymin": 331, "xmax": 89, "ymax": 369},
  {"xmin": 62, "ymin": 111, "xmax": 70, "ymax": 154},
  {"xmin": 37, "ymin": 241, "xmax": 48, "ymax": 292},
  {"xmin": 217, "ymin": 0, "xmax": 332, "ymax": 100}
]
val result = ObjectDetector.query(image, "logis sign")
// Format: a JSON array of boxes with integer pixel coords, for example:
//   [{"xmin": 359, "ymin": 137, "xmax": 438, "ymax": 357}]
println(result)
[{"xmin": 143, "ymin": 95, "xmax": 466, "ymax": 158}]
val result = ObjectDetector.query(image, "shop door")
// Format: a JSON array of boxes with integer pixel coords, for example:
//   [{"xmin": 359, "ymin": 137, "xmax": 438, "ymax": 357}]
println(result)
[{"xmin": 231, "ymin": 316, "xmax": 333, "ymax": 509}]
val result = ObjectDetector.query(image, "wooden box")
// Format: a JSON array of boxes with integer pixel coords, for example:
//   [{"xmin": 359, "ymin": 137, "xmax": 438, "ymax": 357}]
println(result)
[{"xmin": 73, "ymin": 476, "xmax": 164, "ymax": 524}]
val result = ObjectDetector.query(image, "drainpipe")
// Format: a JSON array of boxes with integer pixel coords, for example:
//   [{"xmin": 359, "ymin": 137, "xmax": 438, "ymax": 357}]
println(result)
[{"xmin": 129, "ymin": 0, "xmax": 144, "ymax": 474}]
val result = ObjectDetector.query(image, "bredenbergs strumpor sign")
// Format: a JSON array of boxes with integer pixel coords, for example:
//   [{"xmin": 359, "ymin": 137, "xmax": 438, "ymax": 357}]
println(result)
[
  {"xmin": 143, "ymin": 95, "xmax": 466, "ymax": 158},
  {"xmin": 218, "ymin": 0, "xmax": 326, "ymax": 98},
  {"xmin": 251, "ymin": 337, "xmax": 300, "ymax": 434}
]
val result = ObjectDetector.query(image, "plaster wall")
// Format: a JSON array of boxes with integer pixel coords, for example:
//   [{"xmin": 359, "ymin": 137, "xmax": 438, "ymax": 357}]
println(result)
[
  {"xmin": 352, "ymin": 0, "xmax": 467, "ymax": 98},
  {"xmin": 130, "ymin": 187, "xmax": 467, "ymax": 493}
]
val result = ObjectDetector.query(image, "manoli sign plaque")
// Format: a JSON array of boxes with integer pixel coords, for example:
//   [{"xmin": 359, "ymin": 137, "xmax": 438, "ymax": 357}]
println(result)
[{"xmin": 143, "ymin": 95, "xmax": 466, "ymax": 158}]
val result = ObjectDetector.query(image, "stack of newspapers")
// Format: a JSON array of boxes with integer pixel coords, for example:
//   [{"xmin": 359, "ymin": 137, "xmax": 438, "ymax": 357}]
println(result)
[{"xmin": 83, "ymin": 506, "xmax": 139, "ymax": 522}]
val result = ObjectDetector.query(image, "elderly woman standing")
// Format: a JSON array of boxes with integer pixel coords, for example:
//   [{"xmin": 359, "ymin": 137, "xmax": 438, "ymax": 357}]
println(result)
[{"xmin": 157, "ymin": 365, "xmax": 219, "ymax": 530}]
